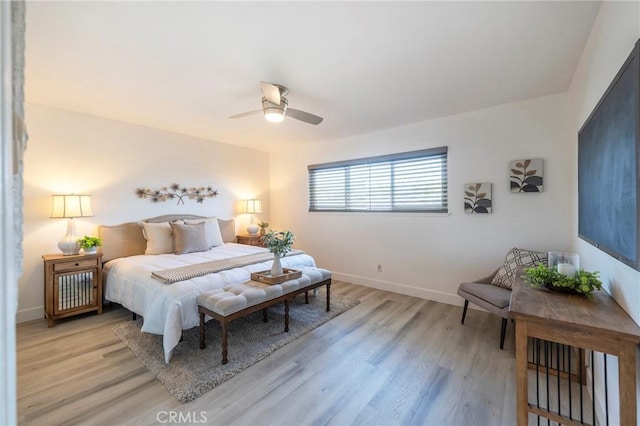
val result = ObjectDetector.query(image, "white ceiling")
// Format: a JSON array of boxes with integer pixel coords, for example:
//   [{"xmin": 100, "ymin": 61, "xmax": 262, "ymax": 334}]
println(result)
[{"xmin": 25, "ymin": 1, "xmax": 601, "ymax": 152}]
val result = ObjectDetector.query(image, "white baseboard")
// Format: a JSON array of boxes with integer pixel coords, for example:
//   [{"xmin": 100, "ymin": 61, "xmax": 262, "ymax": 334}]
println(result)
[
  {"xmin": 15, "ymin": 275, "xmax": 483, "ymax": 323},
  {"xmin": 16, "ymin": 306, "xmax": 44, "ymax": 324},
  {"xmin": 333, "ymin": 271, "xmax": 482, "ymax": 309}
]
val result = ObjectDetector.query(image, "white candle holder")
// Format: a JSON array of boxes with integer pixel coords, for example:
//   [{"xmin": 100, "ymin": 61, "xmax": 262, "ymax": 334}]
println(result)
[{"xmin": 548, "ymin": 251, "xmax": 580, "ymax": 277}]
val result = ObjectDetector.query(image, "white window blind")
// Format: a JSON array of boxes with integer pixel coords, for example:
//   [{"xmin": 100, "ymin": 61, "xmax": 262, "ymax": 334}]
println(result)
[{"xmin": 308, "ymin": 147, "xmax": 448, "ymax": 213}]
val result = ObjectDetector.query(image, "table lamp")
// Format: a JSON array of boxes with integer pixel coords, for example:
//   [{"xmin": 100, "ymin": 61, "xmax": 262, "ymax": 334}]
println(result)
[
  {"xmin": 50, "ymin": 194, "xmax": 94, "ymax": 255},
  {"xmin": 244, "ymin": 199, "xmax": 262, "ymax": 235}
]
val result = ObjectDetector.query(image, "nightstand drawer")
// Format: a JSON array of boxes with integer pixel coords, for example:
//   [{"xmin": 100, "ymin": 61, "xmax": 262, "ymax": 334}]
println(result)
[
  {"xmin": 53, "ymin": 258, "xmax": 99, "ymax": 272},
  {"xmin": 236, "ymin": 234, "xmax": 266, "ymax": 247}
]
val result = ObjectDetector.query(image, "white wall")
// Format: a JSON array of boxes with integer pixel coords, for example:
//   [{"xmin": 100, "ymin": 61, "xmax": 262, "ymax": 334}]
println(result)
[
  {"xmin": 566, "ymin": 2, "xmax": 640, "ymax": 424},
  {"xmin": 270, "ymin": 93, "xmax": 570, "ymax": 305},
  {"xmin": 18, "ymin": 103, "xmax": 269, "ymax": 322}
]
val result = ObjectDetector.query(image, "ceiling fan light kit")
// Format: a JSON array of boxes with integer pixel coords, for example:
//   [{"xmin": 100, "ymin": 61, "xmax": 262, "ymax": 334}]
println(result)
[
  {"xmin": 262, "ymin": 97, "xmax": 287, "ymax": 123},
  {"xmin": 230, "ymin": 81, "xmax": 323, "ymax": 125}
]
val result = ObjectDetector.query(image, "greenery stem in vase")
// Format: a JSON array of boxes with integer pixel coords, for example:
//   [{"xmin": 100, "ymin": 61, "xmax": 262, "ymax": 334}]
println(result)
[
  {"xmin": 261, "ymin": 230, "xmax": 295, "ymax": 276},
  {"xmin": 77, "ymin": 235, "xmax": 102, "ymax": 254},
  {"xmin": 258, "ymin": 222, "xmax": 269, "ymax": 236}
]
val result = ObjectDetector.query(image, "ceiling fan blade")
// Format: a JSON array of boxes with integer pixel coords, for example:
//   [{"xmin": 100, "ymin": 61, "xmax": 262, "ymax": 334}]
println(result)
[
  {"xmin": 260, "ymin": 81, "xmax": 281, "ymax": 105},
  {"xmin": 287, "ymin": 108, "xmax": 324, "ymax": 125},
  {"xmin": 229, "ymin": 110, "xmax": 262, "ymax": 119}
]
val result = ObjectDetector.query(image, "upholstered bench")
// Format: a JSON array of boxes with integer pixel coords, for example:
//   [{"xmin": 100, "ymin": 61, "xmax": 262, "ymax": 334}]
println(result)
[{"xmin": 197, "ymin": 267, "xmax": 331, "ymax": 364}]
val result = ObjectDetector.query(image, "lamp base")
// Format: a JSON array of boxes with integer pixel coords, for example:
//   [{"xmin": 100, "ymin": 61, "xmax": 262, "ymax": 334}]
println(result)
[
  {"xmin": 246, "ymin": 224, "xmax": 259, "ymax": 235},
  {"xmin": 59, "ymin": 218, "xmax": 81, "ymax": 256}
]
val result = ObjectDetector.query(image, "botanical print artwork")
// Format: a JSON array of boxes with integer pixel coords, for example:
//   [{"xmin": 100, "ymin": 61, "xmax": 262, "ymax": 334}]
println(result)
[
  {"xmin": 136, "ymin": 183, "xmax": 218, "ymax": 204},
  {"xmin": 510, "ymin": 158, "xmax": 544, "ymax": 192},
  {"xmin": 464, "ymin": 182, "xmax": 492, "ymax": 214}
]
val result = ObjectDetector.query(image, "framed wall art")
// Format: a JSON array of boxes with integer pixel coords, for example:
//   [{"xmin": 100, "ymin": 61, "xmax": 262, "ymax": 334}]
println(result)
[
  {"xmin": 510, "ymin": 158, "xmax": 543, "ymax": 192},
  {"xmin": 464, "ymin": 182, "xmax": 492, "ymax": 214}
]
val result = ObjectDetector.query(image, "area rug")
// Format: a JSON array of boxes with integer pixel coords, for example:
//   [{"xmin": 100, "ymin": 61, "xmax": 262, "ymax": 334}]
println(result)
[{"xmin": 113, "ymin": 293, "xmax": 359, "ymax": 402}]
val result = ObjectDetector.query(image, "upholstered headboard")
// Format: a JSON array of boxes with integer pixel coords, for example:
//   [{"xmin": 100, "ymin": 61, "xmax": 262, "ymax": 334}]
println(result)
[{"xmin": 98, "ymin": 215, "xmax": 236, "ymax": 263}]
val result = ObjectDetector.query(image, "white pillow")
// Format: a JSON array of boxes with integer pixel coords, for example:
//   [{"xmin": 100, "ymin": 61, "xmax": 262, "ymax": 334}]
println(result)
[
  {"xmin": 185, "ymin": 217, "xmax": 224, "ymax": 248},
  {"xmin": 140, "ymin": 222, "xmax": 174, "ymax": 255}
]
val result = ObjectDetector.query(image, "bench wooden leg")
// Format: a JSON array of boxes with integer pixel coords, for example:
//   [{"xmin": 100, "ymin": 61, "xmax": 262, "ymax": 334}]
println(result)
[
  {"xmin": 305, "ymin": 291, "xmax": 309, "ymax": 304},
  {"xmin": 221, "ymin": 320, "xmax": 229, "ymax": 364},
  {"xmin": 132, "ymin": 312, "xmax": 137, "ymax": 321},
  {"xmin": 284, "ymin": 299, "xmax": 290, "ymax": 332},
  {"xmin": 326, "ymin": 282, "xmax": 331, "ymax": 312},
  {"xmin": 199, "ymin": 311, "xmax": 206, "ymax": 349},
  {"xmin": 263, "ymin": 308, "xmax": 268, "ymax": 322}
]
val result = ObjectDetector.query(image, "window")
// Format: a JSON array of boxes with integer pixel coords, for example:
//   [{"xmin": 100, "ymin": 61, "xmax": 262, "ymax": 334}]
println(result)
[{"xmin": 308, "ymin": 147, "xmax": 448, "ymax": 213}]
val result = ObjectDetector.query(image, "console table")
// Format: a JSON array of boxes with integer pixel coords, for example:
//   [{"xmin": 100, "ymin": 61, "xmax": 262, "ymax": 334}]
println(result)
[{"xmin": 509, "ymin": 271, "xmax": 640, "ymax": 426}]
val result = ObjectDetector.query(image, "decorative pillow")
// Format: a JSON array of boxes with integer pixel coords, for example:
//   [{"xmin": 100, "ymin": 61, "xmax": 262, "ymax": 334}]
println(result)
[
  {"xmin": 184, "ymin": 217, "xmax": 224, "ymax": 248},
  {"xmin": 140, "ymin": 222, "xmax": 174, "ymax": 255},
  {"xmin": 491, "ymin": 247, "xmax": 548, "ymax": 289},
  {"xmin": 170, "ymin": 222, "xmax": 208, "ymax": 255},
  {"xmin": 218, "ymin": 219, "xmax": 236, "ymax": 243},
  {"xmin": 98, "ymin": 222, "xmax": 147, "ymax": 263}
]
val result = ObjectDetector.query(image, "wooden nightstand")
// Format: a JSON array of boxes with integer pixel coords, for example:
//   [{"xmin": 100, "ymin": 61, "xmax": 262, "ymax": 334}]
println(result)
[
  {"xmin": 42, "ymin": 253, "xmax": 103, "ymax": 327},
  {"xmin": 236, "ymin": 234, "xmax": 265, "ymax": 247}
]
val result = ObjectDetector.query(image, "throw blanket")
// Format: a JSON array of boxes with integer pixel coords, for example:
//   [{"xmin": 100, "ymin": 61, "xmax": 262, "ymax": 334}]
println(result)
[{"xmin": 151, "ymin": 249, "xmax": 305, "ymax": 284}]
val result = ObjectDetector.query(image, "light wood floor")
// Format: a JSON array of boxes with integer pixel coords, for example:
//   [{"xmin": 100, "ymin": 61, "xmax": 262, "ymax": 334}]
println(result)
[{"xmin": 17, "ymin": 281, "xmax": 520, "ymax": 425}]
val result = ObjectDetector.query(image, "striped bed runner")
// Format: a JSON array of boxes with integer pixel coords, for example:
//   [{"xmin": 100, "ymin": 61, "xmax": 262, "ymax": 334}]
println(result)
[{"xmin": 151, "ymin": 249, "xmax": 305, "ymax": 284}]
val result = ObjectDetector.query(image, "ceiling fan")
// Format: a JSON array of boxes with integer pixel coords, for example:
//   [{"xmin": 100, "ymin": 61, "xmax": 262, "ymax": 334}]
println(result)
[{"xmin": 229, "ymin": 81, "xmax": 323, "ymax": 125}]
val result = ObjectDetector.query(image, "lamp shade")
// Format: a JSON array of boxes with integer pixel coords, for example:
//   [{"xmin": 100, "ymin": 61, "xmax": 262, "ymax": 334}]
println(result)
[
  {"xmin": 51, "ymin": 194, "xmax": 94, "ymax": 218},
  {"xmin": 244, "ymin": 199, "xmax": 262, "ymax": 214}
]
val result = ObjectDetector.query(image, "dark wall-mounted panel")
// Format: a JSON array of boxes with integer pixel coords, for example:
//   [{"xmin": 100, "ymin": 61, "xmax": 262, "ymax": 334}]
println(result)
[{"xmin": 578, "ymin": 39, "xmax": 640, "ymax": 271}]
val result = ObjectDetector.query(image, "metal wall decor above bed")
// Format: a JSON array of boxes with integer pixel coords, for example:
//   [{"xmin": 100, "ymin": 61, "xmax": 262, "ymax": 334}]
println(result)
[{"xmin": 136, "ymin": 183, "xmax": 218, "ymax": 204}]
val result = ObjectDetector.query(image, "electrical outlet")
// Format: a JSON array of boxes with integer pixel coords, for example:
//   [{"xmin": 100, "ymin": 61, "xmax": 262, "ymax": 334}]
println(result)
[{"xmin": 377, "ymin": 264, "xmax": 382, "ymax": 272}]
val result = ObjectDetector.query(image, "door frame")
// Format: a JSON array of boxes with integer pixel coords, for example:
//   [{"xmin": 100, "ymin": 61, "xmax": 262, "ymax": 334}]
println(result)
[{"xmin": 0, "ymin": 1, "xmax": 18, "ymax": 424}]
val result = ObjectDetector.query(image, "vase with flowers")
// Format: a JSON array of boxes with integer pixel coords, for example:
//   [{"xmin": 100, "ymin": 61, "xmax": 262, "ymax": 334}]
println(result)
[{"xmin": 261, "ymin": 230, "xmax": 295, "ymax": 276}]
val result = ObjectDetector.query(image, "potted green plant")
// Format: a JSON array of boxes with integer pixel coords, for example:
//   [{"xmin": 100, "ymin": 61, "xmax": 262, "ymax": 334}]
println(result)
[
  {"xmin": 261, "ymin": 230, "xmax": 294, "ymax": 276},
  {"xmin": 77, "ymin": 235, "xmax": 102, "ymax": 254},
  {"xmin": 258, "ymin": 221, "xmax": 269, "ymax": 236},
  {"xmin": 522, "ymin": 264, "xmax": 603, "ymax": 298}
]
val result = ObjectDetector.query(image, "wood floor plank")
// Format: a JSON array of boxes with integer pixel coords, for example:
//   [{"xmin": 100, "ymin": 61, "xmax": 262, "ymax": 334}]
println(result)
[{"xmin": 16, "ymin": 280, "xmax": 587, "ymax": 426}]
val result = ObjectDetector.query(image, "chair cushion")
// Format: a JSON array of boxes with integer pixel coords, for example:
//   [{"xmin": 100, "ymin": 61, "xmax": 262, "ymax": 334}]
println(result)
[
  {"xmin": 491, "ymin": 247, "xmax": 548, "ymax": 289},
  {"xmin": 458, "ymin": 282, "xmax": 512, "ymax": 318}
]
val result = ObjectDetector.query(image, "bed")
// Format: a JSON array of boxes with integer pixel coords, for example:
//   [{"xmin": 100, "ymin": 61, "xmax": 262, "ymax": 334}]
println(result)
[{"xmin": 99, "ymin": 215, "xmax": 317, "ymax": 363}]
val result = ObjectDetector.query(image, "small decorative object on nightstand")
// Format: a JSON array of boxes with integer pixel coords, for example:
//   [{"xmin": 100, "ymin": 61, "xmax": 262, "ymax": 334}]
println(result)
[
  {"xmin": 42, "ymin": 252, "xmax": 103, "ymax": 327},
  {"xmin": 77, "ymin": 235, "xmax": 102, "ymax": 255},
  {"xmin": 236, "ymin": 234, "xmax": 265, "ymax": 247}
]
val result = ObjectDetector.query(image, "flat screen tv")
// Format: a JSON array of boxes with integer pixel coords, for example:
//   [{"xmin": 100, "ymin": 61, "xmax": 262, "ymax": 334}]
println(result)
[{"xmin": 578, "ymin": 39, "xmax": 640, "ymax": 272}]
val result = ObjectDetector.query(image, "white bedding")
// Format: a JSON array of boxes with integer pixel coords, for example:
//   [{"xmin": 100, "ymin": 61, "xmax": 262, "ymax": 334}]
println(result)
[{"xmin": 104, "ymin": 243, "xmax": 316, "ymax": 363}]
